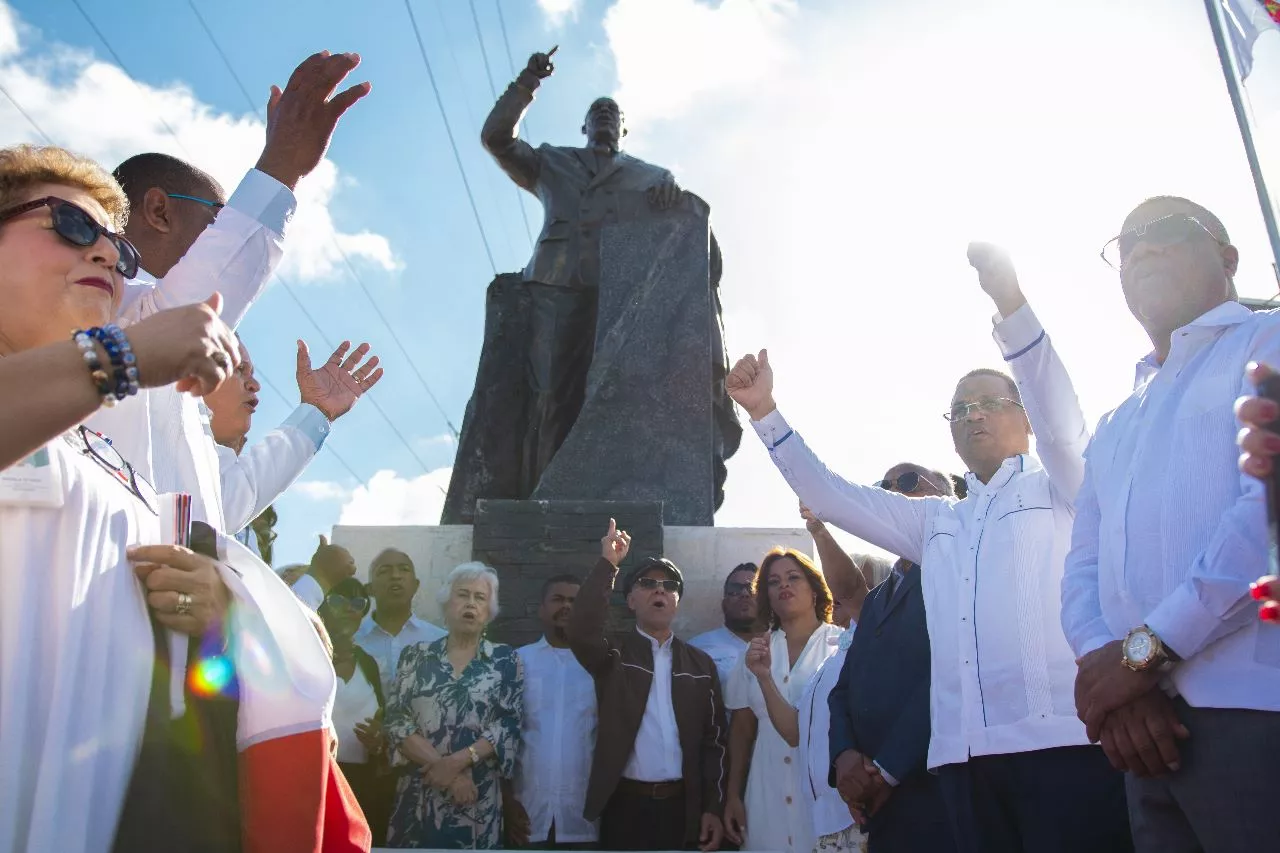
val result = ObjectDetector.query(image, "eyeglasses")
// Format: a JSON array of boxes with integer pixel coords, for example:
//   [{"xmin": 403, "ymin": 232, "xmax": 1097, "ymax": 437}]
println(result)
[
  {"xmin": 0, "ymin": 196, "xmax": 141, "ymax": 278},
  {"xmin": 166, "ymin": 193, "xmax": 225, "ymax": 213},
  {"xmin": 875, "ymin": 470, "xmax": 941, "ymax": 494},
  {"xmin": 634, "ymin": 577, "xmax": 681, "ymax": 593},
  {"xmin": 323, "ymin": 594, "xmax": 369, "ymax": 612},
  {"xmin": 943, "ymin": 396, "xmax": 1025, "ymax": 422},
  {"xmin": 72, "ymin": 425, "xmax": 157, "ymax": 512},
  {"xmin": 1100, "ymin": 213, "xmax": 1224, "ymax": 270},
  {"xmin": 723, "ymin": 581, "xmax": 753, "ymax": 598}
]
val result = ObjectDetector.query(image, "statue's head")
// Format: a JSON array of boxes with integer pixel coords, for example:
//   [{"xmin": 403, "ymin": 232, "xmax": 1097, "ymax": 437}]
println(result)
[{"xmin": 582, "ymin": 97, "xmax": 626, "ymax": 148}]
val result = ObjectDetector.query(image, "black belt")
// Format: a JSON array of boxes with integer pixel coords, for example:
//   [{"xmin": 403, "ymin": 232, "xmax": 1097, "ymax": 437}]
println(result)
[{"xmin": 616, "ymin": 778, "xmax": 685, "ymax": 799}]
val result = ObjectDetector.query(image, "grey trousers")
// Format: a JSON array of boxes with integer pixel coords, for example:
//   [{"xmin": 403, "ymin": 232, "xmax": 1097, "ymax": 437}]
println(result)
[{"xmin": 1127, "ymin": 697, "xmax": 1280, "ymax": 853}]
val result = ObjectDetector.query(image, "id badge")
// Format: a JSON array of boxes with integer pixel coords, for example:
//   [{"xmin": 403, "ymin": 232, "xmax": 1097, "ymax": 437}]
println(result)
[{"xmin": 0, "ymin": 444, "xmax": 64, "ymax": 508}]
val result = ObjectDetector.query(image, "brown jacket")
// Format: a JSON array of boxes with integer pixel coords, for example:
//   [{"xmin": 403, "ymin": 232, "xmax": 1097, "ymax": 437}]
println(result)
[{"xmin": 568, "ymin": 558, "xmax": 728, "ymax": 844}]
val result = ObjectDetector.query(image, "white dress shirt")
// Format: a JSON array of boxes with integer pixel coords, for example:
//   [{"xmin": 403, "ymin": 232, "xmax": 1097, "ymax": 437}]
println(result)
[
  {"xmin": 623, "ymin": 628, "xmax": 684, "ymax": 781},
  {"xmin": 87, "ymin": 168, "xmax": 294, "ymax": 530},
  {"xmin": 753, "ymin": 305, "xmax": 1092, "ymax": 770},
  {"xmin": 332, "ymin": 663, "xmax": 380, "ymax": 765},
  {"xmin": 515, "ymin": 638, "xmax": 599, "ymax": 843},
  {"xmin": 1062, "ymin": 301, "xmax": 1280, "ymax": 709},
  {"xmin": 217, "ymin": 404, "xmax": 330, "ymax": 534},
  {"xmin": 689, "ymin": 625, "xmax": 750, "ymax": 691},
  {"xmin": 291, "ymin": 573, "xmax": 324, "ymax": 612},
  {"xmin": 354, "ymin": 612, "xmax": 447, "ymax": 698},
  {"xmin": 799, "ymin": 629, "xmax": 856, "ymax": 840}
]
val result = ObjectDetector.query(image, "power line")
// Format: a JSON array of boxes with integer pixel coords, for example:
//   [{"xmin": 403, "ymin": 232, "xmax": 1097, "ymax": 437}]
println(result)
[
  {"xmin": 469, "ymin": 0, "xmax": 536, "ymax": 246},
  {"xmin": 0, "ymin": 80, "xmax": 54, "ymax": 144},
  {"xmin": 403, "ymin": 0, "xmax": 499, "ymax": 274},
  {"xmin": 181, "ymin": 0, "xmax": 461, "ymax": 439}
]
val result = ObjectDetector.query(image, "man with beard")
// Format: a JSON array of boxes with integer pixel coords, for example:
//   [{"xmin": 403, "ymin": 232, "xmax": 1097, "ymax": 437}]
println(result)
[
  {"xmin": 690, "ymin": 563, "xmax": 759, "ymax": 691},
  {"xmin": 506, "ymin": 575, "xmax": 599, "ymax": 849},
  {"xmin": 1064, "ymin": 196, "xmax": 1280, "ymax": 852},
  {"xmin": 354, "ymin": 548, "xmax": 445, "ymax": 696}
]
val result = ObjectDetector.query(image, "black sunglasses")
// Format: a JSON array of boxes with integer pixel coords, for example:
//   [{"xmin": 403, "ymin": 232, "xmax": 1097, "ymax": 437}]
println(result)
[
  {"xmin": 323, "ymin": 594, "xmax": 369, "ymax": 612},
  {"xmin": 73, "ymin": 426, "xmax": 157, "ymax": 512},
  {"xmin": 0, "ymin": 196, "xmax": 141, "ymax": 278},
  {"xmin": 1100, "ymin": 214, "xmax": 1223, "ymax": 270},
  {"xmin": 634, "ymin": 577, "xmax": 681, "ymax": 593},
  {"xmin": 723, "ymin": 580, "xmax": 753, "ymax": 598},
  {"xmin": 875, "ymin": 470, "xmax": 940, "ymax": 494}
]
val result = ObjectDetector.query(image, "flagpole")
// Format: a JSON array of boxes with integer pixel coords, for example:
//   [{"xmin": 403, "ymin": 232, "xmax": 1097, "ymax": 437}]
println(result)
[{"xmin": 1203, "ymin": 0, "xmax": 1280, "ymax": 282}]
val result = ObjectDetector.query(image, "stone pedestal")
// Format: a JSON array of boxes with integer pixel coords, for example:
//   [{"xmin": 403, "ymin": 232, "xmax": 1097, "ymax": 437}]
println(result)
[{"xmin": 331, "ymin": 521, "xmax": 813, "ymax": 643}]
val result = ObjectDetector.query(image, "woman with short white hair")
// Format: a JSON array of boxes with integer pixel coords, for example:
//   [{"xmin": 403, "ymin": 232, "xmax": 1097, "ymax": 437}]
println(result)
[{"xmin": 384, "ymin": 562, "xmax": 524, "ymax": 848}]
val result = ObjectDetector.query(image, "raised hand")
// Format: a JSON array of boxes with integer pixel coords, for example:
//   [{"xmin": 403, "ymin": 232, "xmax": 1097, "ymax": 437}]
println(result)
[
  {"xmin": 525, "ymin": 46, "xmax": 558, "ymax": 80},
  {"xmin": 601, "ymin": 518, "xmax": 632, "ymax": 567},
  {"xmin": 800, "ymin": 502, "xmax": 824, "ymax": 535},
  {"xmin": 966, "ymin": 241, "xmax": 1026, "ymax": 317},
  {"xmin": 296, "ymin": 339, "xmax": 383, "ymax": 421},
  {"xmin": 129, "ymin": 292, "xmax": 239, "ymax": 397},
  {"xmin": 725, "ymin": 349, "xmax": 776, "ymax": 421},
  {"xmin": 745, "ymin": 635, "xmax": 772, "ymax": 680},
  {"xmin": 255, "ymin": 51, "xmax": 372, "ymax": 191}
]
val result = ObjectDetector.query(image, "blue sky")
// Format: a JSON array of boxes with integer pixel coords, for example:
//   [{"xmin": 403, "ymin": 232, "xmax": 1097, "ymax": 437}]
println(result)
[{"xmin": 5, "ymin": 0, "xmax": 1280, "ymax": 568}]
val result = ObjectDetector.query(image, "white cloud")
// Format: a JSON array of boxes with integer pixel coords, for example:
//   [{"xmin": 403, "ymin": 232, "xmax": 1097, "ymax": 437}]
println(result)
[
  {"xmin": 0, "ymin": 1, "xmax": 398, "ymax": 282},
  {"xmin": 337, "ymin": 467, "xmax": 453, "ymax": 526},
  {"xmin": 603, "ymin": 0, "xmax": 796, "ymax": 125},
  {"xmin": 538, "ymin": 0, "xmax": 582, "ymax": 27},
  {"xmin": 291, "ymin": 479, "xmax": 352, "ymax": 501}
]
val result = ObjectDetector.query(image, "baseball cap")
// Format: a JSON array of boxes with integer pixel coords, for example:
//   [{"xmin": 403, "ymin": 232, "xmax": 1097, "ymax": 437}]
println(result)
[{"xmin": 623, "ymin": 556, "xmax": 685, "ymax": 597}]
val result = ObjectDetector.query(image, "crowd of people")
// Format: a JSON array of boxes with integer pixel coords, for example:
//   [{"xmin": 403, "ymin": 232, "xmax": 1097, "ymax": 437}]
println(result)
[{"xmin": 3, "ymin": 36, "xmax": 1280, "ymax": 853}]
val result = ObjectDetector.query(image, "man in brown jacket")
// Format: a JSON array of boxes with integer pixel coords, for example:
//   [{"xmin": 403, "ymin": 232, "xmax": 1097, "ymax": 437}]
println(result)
[{"xmin": 568, "ymin": 520, "xmax": 728, "ymax": 851}]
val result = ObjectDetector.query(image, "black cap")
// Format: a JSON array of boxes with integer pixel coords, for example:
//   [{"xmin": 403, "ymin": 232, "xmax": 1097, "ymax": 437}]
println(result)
[{"xmin": 623, "ymin": 556, "xmax": 685, "ymax": 597}]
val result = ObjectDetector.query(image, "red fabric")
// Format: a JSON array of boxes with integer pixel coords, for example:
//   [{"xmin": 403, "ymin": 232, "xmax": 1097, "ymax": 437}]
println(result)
[{"xmin": 239, "ymin": 731, "xmax": 371, "ymax": 853}]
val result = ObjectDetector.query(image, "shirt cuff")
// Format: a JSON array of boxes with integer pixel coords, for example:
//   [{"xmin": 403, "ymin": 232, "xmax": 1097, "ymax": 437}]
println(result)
[
  {"xmin": 751, "ymin": 409, "xmax": 793, "ymax": 449},
  {"xmin": 1074, "ymin": 633, "xmax": 1115, "ymax": 658},
  {"xmin": 227, "ymin": 168, "xmax": 297, "ymax": 236},
  {"xmin": 1144, "ymin": 585, "xmax": 1221, "ymax": 661},
  {"xmin": 992, "ymin": 303, "xmax": 1047, "ymax": 362},
  {"xmin": 283, "ymin": 403, "xmax": 331, "ymax": 450},
  {"xmin": 872, "ymin": 760, "xmax": 899, "ymax": 787}
]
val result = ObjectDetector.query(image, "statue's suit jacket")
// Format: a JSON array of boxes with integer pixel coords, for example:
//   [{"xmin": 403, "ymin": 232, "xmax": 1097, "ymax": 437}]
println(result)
[{"xmin": 481, "ymin": 80, "xmax": 674, "ymax": 289}]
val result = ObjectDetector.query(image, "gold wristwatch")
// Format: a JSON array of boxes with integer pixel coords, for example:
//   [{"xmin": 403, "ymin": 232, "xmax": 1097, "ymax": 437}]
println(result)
[{"xmin": 1121, "ymin": 625, "xmax": 1176, "ymax": 673}]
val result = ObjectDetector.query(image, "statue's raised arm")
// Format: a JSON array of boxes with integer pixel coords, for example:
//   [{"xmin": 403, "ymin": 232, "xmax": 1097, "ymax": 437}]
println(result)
[{"xmin": 480, "ymin": 47, "xmax": 556, "ymax": 192}]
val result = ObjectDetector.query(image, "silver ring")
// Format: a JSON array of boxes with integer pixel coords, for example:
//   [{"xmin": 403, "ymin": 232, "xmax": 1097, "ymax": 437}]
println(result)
[
  {"xmin": 211, "ymin": 352, "xmax": 229, "ymax": 369},
  {"xmin": 176, "ymin": 592, "xmax": 194, "ymax": 616}
]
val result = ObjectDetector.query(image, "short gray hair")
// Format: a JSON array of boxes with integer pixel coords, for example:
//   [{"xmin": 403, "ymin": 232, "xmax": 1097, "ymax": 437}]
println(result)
[{"xmin": 436, "ymin": 561, "xmax": 501, "ymax": 621}]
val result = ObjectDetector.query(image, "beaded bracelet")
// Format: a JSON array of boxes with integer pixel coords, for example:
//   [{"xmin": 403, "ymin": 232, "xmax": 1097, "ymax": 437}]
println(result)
[
  {"xmin": 88, "ymin": 324, "xmax": 139, "ymax": 401},
  {"xmin": 72, "ymin": 329, "xmax": 116, "ymax": 406}
]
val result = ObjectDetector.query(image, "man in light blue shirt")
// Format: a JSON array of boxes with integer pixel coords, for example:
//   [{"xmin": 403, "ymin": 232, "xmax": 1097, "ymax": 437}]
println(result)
[
  {"xmin": 1064, "ymin": 196, "xmax": 1280, "ymax": 853},
  {"xmin": 354, "ymin": 548, "xmax": 446, "ymax": 696}
]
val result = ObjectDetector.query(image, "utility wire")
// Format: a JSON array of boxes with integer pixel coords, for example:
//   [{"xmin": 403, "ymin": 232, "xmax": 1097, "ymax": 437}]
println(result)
[
  {"xmin": 0, "ymin": 81, "xmax": 54, "ymax": 144},
  {"xmin": 183, "ymin": 0, "xmax": 461, "ymax": 439},
  {"xmin": 403, "ymin": 0, "xmax": 498, "ymax": 274},
  {"xmin": 469, "ymin": 0, "xmax": 536, "ymax": 246}
]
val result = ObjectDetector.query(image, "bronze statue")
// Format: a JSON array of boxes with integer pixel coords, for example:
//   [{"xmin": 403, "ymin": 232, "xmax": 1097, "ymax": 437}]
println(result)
[{"xmin": 441, "ymin": 48, "xmax": 740, "ymax": 524}]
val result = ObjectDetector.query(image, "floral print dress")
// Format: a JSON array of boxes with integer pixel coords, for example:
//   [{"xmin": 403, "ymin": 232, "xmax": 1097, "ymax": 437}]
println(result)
[{"xmin": 384, "ymin": 637, "xmax": 524, "ymax": 848}]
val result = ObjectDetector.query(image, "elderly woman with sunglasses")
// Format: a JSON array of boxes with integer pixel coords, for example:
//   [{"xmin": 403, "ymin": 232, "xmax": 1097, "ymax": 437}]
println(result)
[
  {"xmin": 383, "ymin": 562, "xmax": 524, "ymax": 849},
  {"xmin": 0, "ymin": 144, "xmax": 247, "ymax": 853}
]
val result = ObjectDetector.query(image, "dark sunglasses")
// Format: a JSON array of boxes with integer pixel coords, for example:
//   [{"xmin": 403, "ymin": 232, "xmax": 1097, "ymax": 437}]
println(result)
[
  {"xmin": 635, "ymin": 577, "xmax": 681, "ymax": 593},
  {"xmin": 875, "ymin": 470, "xmax": 940, "ymax": 494},
  {"xmin": 1101, "ymin": 214, "xmax": 1223, "ymax": 270},
  {"xmin": 0, "ymin": 196, "xmax": 141, "ymax": 278},
  {"xmin": 323, "ymin": 594, "xmax": 369, "ymax": 612},
  {"xmin": 73, "ymin": 425, "xmax": 157, "ymax": 512},
  {"xmin": 723, "ymin": 581, "xmax": 753, "ymax": 598}
]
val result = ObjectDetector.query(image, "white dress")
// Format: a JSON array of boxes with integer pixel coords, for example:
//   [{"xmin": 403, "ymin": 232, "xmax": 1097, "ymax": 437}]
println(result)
[
  {"xmin": 0, "ymin": 433, "xmax": 158, "ymax": 853},
  {"xmin": 727, "ymin": 622, "xmax": 844, "ymax": 853}
]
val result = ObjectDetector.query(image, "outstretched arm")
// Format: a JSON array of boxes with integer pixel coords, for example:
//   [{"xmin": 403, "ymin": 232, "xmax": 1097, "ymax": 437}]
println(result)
[
  {"xmin": 480, "ymin": 50, "xmax": 555, "ymax": 191},
  {"xmin": 567, "ymin": 520, "xmax": 631, "ymax": 674}
]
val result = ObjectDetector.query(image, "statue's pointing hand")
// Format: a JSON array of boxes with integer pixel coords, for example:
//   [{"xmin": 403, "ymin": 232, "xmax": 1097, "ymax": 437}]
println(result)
[
  {"xmin": 647, "ymin": 176, "xmax": 683, "ymax": 210},
  {"xmin": 526, "ymin": 46, "xmax": 557, "ymax": 80}
]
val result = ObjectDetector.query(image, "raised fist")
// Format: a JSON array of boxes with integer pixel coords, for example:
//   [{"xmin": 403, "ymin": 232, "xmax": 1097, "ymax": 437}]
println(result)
[
  {"xmin": 526, "ymin": 47, "xmax": 557, "ymax": 80},
  {"xmin": 726, "ymin": 349, "xmax": 776, "ymax": 421}
]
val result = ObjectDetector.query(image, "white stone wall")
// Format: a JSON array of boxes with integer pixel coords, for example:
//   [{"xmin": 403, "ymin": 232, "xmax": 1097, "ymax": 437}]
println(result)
[{"xmin": 329, "ymin": 524, "xmax": 814, "ymax": 639}]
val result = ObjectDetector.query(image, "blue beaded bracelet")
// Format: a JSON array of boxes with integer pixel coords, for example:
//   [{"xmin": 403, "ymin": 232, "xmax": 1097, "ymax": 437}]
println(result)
[
  {"xmin": 72, "ymin": 329, "xmax": 116, "ymax": 406},
  {"xmin": 88, "ymin": 324, "xmax": 139, "ymax": 401}
]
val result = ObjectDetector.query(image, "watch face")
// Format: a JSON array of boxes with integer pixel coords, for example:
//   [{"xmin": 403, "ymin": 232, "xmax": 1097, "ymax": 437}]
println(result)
[{"xmin": 1126, "ymin": 631, "xmax": 1153, "ymax": 662}]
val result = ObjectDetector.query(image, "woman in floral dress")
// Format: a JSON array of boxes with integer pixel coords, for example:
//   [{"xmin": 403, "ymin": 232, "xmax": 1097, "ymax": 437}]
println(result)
[{"xmin": 384, "ymin": 562, "xmax": 524, "ymax": 848}]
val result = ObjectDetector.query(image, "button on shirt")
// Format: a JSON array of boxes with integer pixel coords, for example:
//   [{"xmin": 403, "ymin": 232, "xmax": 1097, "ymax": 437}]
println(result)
[
  {"xmin": 799, "ymin": 629, "xmax": 855, "ymax": 839},
  {"xmin": 515, "ymin": 638, "xmax": 599, "ymax": 843},
  {"xmin": 354, "ymin": 613, "xmax": 447, "ymax": 698},
  {"xmin": 1062, "ymin": 302, "xmax": 1280, "ymax": 710},
  {"xmin": 753, "ymin": 305, "xmax": 1092, "ymax": 769},
  {"xmin": 87, "ymin": 168, "xmax": 294, "ymax": 530},
  {"xmin": 623, "ymin": 628, "xmax": 683, "ymax": 781}
]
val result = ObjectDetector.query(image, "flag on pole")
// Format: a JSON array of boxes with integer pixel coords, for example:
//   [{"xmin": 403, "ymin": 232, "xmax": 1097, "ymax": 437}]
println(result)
[{"xmin": 1222, "ymin": 0, "xmax": 1280, "ymax": 78}]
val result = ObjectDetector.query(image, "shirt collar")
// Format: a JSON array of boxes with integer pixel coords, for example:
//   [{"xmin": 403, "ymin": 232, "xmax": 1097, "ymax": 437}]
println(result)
[
  {"xmin": 358, "ymin": 611, "xmax": 428, "ymax": 638},
  {"xmin": 1133, "ymin": 300, "xmax": 1254, "ymax": 381},
  {"xmin": 636, "ymin": 626, "xmax": 675, "ymax": 650},
  {"xmin": 963, "ymin": 453, "xmax": 1036, "ymax": 495}
]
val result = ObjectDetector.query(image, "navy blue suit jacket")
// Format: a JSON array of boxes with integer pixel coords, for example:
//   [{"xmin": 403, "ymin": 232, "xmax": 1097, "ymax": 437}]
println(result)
[{"xmin": 828, "ymin": 563, "xmax": 932, "ymax": 786}]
